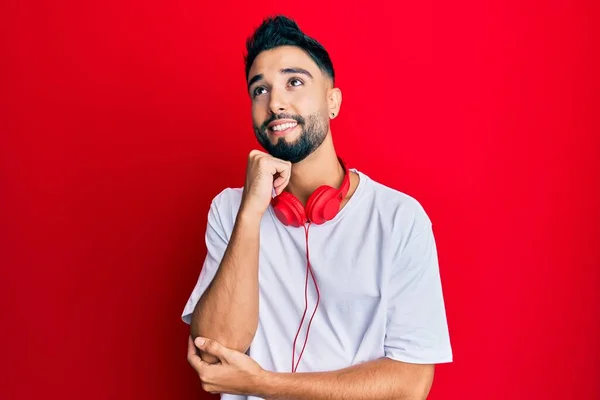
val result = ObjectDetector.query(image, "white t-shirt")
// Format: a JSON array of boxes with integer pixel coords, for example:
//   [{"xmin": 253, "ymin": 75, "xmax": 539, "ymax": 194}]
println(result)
[{"xmin": 182, "ymin": 169, "xmax": 453, "ymax": 399}]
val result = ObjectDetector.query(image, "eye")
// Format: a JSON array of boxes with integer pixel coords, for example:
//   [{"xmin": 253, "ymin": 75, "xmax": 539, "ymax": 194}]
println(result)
[
  {"xmin": 253, "ymin": 87, "xmax": 267, "ymax": 97},
  {"xmin": 289, "ymin": 78, "xmax": 304, "ymax": 87}
]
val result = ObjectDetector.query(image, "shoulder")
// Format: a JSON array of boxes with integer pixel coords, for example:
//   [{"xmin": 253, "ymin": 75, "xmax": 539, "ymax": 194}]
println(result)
[
  {"xmin": 207, "ymin": 187, "xmax": 244, "ymax": 228},
  {"xmin": 210, "ymin": 187, "xmax": 244, "ymax": 211},
  {"xmin": 357, "ymin": 171, "xmax": 432, "ymax": 232},
  {"xmin": 357, "ymin": 172, "xmax": 439, "ymax": 272}
]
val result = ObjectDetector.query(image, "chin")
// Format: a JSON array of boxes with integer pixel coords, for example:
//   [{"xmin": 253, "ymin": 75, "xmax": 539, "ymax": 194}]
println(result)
[{"xmin": 269, "ymin": 136, "xmax": 296, "ymax": 146}]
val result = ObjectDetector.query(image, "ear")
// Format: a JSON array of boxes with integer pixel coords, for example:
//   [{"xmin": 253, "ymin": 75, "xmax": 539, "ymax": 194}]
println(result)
[{"xmin": 327, "ymin": 87, "xmax": 342, "ymax": 119}]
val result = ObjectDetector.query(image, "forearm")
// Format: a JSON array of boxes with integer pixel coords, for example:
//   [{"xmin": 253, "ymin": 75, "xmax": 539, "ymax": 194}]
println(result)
[
  {"xmin": 257, "ymin": 358, "xmax": 433, "ymax": 400},
  {"xmin": 191, "ymin": 211, "xmax": 261, "ymax": 362}
]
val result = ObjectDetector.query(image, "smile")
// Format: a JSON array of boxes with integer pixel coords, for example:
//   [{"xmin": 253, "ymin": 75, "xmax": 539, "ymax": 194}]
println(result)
[
  {"xmin": 269, "ymin": 120, "xmax": 298, "ymax": 136},
  {"xmin": 270, "ymin": 122, "xmax": 298, "ymax": 132}
]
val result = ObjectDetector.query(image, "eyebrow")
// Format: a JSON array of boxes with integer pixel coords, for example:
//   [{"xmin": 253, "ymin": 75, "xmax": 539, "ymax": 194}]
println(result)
[{"xmin": 247, "ymin": 67, "xmax": 314, "ymax": 90}]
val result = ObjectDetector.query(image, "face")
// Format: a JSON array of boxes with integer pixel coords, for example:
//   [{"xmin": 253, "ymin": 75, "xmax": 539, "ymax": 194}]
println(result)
[{"xmin": 247, "ymin": 46, "xmax": 338, "ymax": 163}]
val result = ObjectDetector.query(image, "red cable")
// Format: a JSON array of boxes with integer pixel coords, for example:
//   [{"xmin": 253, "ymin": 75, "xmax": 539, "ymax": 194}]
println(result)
[{"xmin": 291, "ymin": 223, "xmax": 321, "ymax": 373}]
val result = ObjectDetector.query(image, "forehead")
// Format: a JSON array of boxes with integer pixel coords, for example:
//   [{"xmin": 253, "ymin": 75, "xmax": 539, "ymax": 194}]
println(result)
[{"xmin": 248, "ymin": 45, "xmax": 322, "ymax": 80}]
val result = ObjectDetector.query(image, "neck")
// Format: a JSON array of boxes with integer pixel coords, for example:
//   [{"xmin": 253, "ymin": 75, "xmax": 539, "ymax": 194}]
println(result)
[{"xmin": 285, "ymin": 134, "xmax": 345, "ymax": 206}]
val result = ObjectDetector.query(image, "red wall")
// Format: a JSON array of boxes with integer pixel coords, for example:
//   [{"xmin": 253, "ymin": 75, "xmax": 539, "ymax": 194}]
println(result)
[{"xmin": 2, "ymin": 1, "xmax": 598, "ymax": 399}]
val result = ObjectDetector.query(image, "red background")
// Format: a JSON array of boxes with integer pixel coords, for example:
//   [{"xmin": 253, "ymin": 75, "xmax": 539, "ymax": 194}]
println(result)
[{"xmin": 1, "ymin": 0, "xmax": 598, "ymax": 399}]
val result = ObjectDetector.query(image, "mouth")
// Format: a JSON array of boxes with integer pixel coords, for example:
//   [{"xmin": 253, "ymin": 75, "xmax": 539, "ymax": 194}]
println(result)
[{"xmin": 267, "ymin": 120, "xmax": 299, "ymax": 137}]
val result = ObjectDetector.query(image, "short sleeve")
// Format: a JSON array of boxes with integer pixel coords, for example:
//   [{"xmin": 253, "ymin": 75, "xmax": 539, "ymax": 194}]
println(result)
[
  {"xmin": 384, "ymin": 215, "xmax": 453, "ymax": 364},
  {"xmin": 181, "ymin": 198, "xmax": 230, "ymax": 325}
]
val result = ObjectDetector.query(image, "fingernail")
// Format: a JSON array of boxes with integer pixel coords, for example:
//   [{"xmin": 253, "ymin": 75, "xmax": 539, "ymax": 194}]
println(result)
[{"xmin": 194, "ymin": 337, "xmax": 205, "ymax": 346}]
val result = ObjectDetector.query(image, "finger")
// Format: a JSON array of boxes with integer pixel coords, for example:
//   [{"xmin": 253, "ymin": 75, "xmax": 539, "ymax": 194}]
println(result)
[
  {"xmin": 272, "ymin": 158, "xmax": 292, "ymax": 173},
  {"xmin": 273, "ymin": 176, "xmax": 285, "ymax": 193},
  {"xmin": 187, "ymin": 336, "xmax": 206, "ymax": 371},
  {"xmin": 273, "ymin": 170, "xmax": 290, "ymax": 192},
  {"xmin": 273, "ymin": 178, "xmax": 290, "ymax": 195},
  {"xmin": 194, "ymin": 337, "xmax": 231, "ymax": 363},
  {"xmin": 268, "ymin": 159, "xmax": 291, "ymax": 179},
  {"xmin": 275, "ymin": 167, "xmax": 292, "ymax": 194},
  {"xmin": 249, "ymin": 149, "xmax": 269, "ymax": 162},
  {"xmin": 249, "ymin": 149, "xmax": 267, "ymax": 157},
  {"xmin": 248, "ymin": 150, "xmax": 267, "ymax": 170}
]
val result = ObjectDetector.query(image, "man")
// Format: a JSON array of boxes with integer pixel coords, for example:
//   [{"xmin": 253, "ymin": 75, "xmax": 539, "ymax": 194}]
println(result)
[{"xmin": 182, "ymin": 15, "xmax": 452, "ymax": 399}]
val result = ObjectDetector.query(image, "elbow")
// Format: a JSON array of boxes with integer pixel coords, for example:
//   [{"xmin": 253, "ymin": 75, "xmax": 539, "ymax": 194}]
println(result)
[
  {"xmin": 189, "ymin": 327, "xmax": 253, "ymax": 365},
  {"xmin": 403, "ymin": 368, "xmax": 434, "ymax": 400},
  {"xmin": 189, "ymin": 310, "xmax": 257, "ymax": 359},
  {"xmin": 227, "ymin": 330, "xmax": 256, "ymax": 353},
  {"xmin": 407, "ymin": 385, "xmax": 432, "ymax": 400},
  {"xmin": 212, "ymin": 334, "xmax": 253, "ymax": 354},
  {"xmin": 386, "ymin": 360, "xmax": 434, "ymax": 400},
  {"xmin": 398, "ymin": 384, "xmax": 432, "ymax": 400},
  {"xmin": 190, "ymin": 323, "xmax": 254, "ymax": 354},
  {"xmin": 193, "ymin": 334, "xmax": 252, "ymax": 365}
]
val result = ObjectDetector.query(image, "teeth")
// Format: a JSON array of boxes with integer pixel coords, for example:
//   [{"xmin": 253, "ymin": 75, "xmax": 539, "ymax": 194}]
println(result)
[{"xmin": 272, "ymin": 122, "xmax": 297, "ymax": 132}]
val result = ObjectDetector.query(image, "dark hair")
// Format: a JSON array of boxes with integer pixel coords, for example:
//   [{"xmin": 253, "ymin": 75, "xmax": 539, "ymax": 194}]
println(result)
[{"xmin": 244, "ymin": 15, "xmax": 335, "ymax": 84}]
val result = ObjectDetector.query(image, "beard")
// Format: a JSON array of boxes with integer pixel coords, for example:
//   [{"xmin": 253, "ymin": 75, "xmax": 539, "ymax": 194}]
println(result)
[{"xmin": 253, "ymin": 111, "xmax": 328, "ymax": 163}]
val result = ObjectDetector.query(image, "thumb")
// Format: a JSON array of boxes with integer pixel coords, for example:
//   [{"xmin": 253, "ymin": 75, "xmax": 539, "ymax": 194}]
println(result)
[{"xmin": 194, "ymin": 337, "xmax": 231, "ymax": 363}]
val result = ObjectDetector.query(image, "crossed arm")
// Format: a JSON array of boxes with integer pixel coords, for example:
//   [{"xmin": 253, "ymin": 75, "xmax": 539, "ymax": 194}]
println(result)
[
  {"xmin": 258, "ymin": 357, "xmax": 434, "ymax": 400},
  {"xmin": 187, "ymin": 335, "xmax": 434, "ymax": 400}
]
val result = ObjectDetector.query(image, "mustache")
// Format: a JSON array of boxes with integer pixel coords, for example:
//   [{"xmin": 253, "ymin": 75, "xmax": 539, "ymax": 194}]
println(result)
[{"xmin": 261, "ymin": 113, "xmax": 305, "ymax": 131}]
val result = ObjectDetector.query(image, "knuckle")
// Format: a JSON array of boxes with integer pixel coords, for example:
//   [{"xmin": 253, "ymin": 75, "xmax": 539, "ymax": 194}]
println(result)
[
  {"xmin": 257, "ymin": 157, "xmax": 269, "ymax": 168},
  {"xmin": 204, "ymin": 339, "xmax": 216, "ymax": 351},
  {"xmin": 250, "ymin": 149, "xmax": 266, "ymax": 159}
]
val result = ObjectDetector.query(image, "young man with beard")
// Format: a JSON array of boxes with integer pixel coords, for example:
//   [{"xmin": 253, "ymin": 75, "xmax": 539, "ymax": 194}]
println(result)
[{"xmin": 182, "ymin": 15, "xmax": 452, "ymax": 400}]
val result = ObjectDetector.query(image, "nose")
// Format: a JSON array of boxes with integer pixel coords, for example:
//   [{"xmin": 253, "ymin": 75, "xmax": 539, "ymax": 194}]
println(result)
[{"xmin": 268, "ymin": 87, "xmax": 288, "ymax": 115}]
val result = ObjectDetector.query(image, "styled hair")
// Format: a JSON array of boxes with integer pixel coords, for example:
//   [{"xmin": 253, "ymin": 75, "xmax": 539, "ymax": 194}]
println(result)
[{"xmin": 244, "ymin": 15, "xmax": 335, "ymax": 84}]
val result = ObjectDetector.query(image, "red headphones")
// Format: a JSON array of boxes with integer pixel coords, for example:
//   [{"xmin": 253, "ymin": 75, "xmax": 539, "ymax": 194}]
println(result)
[{"xmin": 271, "ymin": 157, "xmax": 351, "ymax": 226}]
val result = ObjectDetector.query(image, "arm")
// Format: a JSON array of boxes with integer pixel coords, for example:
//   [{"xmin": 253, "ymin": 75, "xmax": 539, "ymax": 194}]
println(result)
[
  {"xmin": 259, "ymin": 358, "xmax": 434, "ymax": 400},
  {"xmin": 190, "ymin": 210, "xmax": 261, "ymax": 364},
  {"xmin": 189, "ymin": 150, "xmax": 293, "ymax": 364},
  {"xmin": 188, "ymin": 337, "xmax": 434, "ymax": 400}
]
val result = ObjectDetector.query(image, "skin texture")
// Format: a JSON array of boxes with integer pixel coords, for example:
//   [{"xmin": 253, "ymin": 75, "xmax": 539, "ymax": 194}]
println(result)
[{"xmin": 188, "ymin": 45, "xmax": 436, "ymax": 398}]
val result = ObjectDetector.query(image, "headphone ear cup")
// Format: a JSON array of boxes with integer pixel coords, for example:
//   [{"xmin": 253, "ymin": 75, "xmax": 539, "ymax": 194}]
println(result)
[
  {"xmin": 305, "ymin": 186, "xmax": 341, "ymax": 224},
  {"xmin": 271, "ymin": 191, "xmax": 307, "ymax": 227}
]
